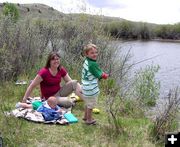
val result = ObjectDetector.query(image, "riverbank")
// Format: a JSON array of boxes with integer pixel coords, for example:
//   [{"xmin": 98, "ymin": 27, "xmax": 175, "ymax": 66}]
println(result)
[
  {"xmin": 152, "ymin": 38, "xmax": 180, "ymax": 43},
  {"xmin": 112, "ymin": 38, "xmax": 180, "ymax": 43},
  {"xmin": 0, "ymin": 81, "xmax": 161, "ymax": 146}
]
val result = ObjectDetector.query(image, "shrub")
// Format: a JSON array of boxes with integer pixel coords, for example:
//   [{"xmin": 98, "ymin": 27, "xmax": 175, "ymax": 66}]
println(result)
[
  {"xmin": 0, "ymin": 17, "xmax": 51, "ymax": 81},
  {"xmin": 133, "ymin": 64, "xmax": 160, "ymax": 107},
  {"xmin": 149, "ymin": 87, "xmax": 180, "ymax": 141},
  {"xmin": 2, "ymin": 3, "xmax": 19, "ymax": 22}
]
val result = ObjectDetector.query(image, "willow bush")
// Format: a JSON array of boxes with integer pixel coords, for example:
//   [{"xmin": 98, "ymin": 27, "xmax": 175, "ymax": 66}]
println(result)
[
  {"xmin": 2, "ymin": 2, "xmax": 20, "ymax": 22},
  {"xmin": 149, "ymin": 87, "xmax": 180, "ymax": 142},
  {"xmin": 57, "ymin": 14, "xmax": 115, "ymax": 79},
  {"xmin": 133, "ymin": 64, "xmax": 160, "ymax": 107},
  {"xmin": 0, "ymin": 16, "xmax": 60, "ymax": 81}
]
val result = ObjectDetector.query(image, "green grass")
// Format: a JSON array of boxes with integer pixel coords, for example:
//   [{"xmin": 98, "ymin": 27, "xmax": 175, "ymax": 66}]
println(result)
[{"xmin": 0, "ymin": 81, "xmax": 163, "ymax": 147}]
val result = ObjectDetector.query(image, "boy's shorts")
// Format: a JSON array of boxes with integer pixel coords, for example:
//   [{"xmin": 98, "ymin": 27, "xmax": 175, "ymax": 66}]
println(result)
[
  {"xmin": 32, "ymin": 101, "xmax": 43, "ymax": 110},
  {"xmin": 83, "ymin": 96, "xmax": 97, "ymax": 109}
]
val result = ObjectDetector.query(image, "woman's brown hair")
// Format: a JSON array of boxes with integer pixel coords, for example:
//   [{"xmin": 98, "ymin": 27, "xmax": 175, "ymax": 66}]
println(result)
[{"xmin": 45, "ymin": 52, "xmax": 61, "ymax": 70}]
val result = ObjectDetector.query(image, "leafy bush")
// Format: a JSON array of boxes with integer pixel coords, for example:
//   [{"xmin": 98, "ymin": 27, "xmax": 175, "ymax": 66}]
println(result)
[
  {"xmin": 133, "ymin": 64, "xmax": 160, "ymax": 106},
  {"xmin": 149, "ymin": 87, "xmax": 180, "ymax": 141},
  {"xmin": 0, "ymin": 17, "xmax": 51, "ymax": 81},
  {"xmin": 2, "ymin": 3, "xmax": 20, "ymax": 22}
]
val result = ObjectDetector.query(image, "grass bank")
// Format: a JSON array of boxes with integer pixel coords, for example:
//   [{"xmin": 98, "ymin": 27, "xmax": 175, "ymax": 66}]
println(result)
[{"xmin": 0, "ymin": 81, "xmax": 163, "ymax": 147}]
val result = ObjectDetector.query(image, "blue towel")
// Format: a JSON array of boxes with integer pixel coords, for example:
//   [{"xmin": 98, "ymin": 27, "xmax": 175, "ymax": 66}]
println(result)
[
  {"xmin": 37, "ymin": 105, "xmax": 61, "ymax": 121},
  {"xmin": 64, "ymin": 113, "xmax": 78, "ymax": 123}
]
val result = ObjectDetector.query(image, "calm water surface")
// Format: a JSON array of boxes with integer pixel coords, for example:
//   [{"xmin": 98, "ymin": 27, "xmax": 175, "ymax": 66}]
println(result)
[{"xmin": 118, "ymin": 40, "xmax": 180, "ymax": 97}]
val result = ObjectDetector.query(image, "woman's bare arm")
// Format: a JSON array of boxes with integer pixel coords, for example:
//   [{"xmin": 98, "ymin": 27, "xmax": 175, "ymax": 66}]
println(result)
[
  {"xmin": 63, "ymin": 73, "xmax": 72, "ymax": 83},
  {"xmin": 22, "ymin": 75, "xmax": 43, "ymax": 102}
]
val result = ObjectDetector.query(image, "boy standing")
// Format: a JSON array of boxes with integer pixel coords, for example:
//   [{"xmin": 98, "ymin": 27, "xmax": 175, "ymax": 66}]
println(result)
[{"xmin": 82, "ymin": 43, "xmax": 108, "ymax": 125}]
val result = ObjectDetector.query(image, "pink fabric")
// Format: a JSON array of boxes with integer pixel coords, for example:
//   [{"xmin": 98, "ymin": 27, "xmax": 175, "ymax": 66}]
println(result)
[{"xmin": 38, "ymin": 67, "xmax": 67, "ymax": 99}]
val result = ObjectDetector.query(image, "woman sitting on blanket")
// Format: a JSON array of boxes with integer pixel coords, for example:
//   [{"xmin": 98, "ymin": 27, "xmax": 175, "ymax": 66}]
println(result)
[
  {"xmin": 17, "ymin": 96, "xmax": 64, "ymax": 121},
  {"xmin": 21, "ymin": 52, "xmax": 83, "ymax": 108}
]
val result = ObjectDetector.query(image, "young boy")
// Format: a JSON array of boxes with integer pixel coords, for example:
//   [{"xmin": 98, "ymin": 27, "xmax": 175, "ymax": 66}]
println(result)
[
  {"xmin": 81, "ymin": 43, "xmax": 108, "ymax": 125},
  {"xmin": 16, "ymin": 96, "xmax": 64, "ymax": 121}
]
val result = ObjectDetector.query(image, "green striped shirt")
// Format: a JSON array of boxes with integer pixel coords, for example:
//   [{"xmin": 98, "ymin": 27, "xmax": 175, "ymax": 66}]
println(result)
[{"xmin": 81, "ymin": 57, "xmax": 103, "ymax": 97}]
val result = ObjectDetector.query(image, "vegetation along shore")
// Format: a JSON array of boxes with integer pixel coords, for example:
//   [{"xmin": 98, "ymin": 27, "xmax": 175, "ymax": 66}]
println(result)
[{"xmin": 0, "ymin": 2, "xmax": 179, "ymax": 146}]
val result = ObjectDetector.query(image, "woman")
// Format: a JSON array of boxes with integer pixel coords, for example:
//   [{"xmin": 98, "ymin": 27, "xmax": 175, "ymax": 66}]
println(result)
[{"xmin": 22, "ymin": 52, "xmax": 83, "ymax": 108}]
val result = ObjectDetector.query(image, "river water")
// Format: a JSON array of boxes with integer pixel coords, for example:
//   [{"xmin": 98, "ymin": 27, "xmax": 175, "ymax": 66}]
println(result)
[
  {"xmin": 116, "ymin": 40, "xmax": 180, "ymax": 129},
  {"xmin": 118, "ymin": 40, "xmax": 180, "ymax": 97}
]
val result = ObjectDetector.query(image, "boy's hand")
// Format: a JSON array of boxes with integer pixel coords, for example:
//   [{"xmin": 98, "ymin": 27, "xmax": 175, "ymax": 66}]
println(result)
[{"xmin": 101, "ymin": 72, "xmax": 109, "ymax": 79}]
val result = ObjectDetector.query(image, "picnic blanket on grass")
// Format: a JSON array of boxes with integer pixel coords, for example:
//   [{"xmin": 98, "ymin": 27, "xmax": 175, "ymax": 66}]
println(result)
[
  {"xmin": 5, "ymin": 94, "xmax": 81, "ymax": 125},
  {"xmin": 4, "ymin": 96, "xmax": 77, "ymax": 125},
  {"xmin": 5, "ymin": 108, "xmax": 69, "ymax": 125}
]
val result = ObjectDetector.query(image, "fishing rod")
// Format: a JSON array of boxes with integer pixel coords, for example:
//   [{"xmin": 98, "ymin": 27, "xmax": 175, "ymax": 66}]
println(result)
[
  {"xmin": 160, "ymin": 66, "xmax": 180, "ymax": 74},
  {"xmin": 108, "ymin": 54, "xmax": 161, "ymax": 76}
]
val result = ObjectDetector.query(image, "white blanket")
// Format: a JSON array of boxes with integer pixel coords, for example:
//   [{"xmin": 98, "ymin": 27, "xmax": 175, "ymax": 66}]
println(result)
[{"xmin": 5, "ymin": 108, "xmax": 69, "ymax": 125}]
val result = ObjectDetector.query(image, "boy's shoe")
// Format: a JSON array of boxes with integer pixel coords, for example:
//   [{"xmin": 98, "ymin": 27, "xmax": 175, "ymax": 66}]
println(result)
[
  {"xmin": 82, "ymin": 118, "xmax": 87, "ymax": 121},
  {"xmin": 92, "ymin": 108, "xmax": 100, "ymax": 114},
  {"xmin": 85, "ymin": 120, "xmax": 96, "ymax": 125},
  {"xmin": 83, "ymin": 118, "xmax": 96, "ymax": 122}
]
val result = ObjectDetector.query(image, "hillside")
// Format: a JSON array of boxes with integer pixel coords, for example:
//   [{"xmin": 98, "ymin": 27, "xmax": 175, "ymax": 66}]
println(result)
[
  {"xmin": 67, "ymin": 13, "xmax": 126, "ymax": 22},
  {"xmin": 3, "ymin": 3, "xmax": 180, "ymax": 40},
  {"xmin": 0, "ymin": 2, "xmax": 128, "ymax": 22},
  {"xmin": 0, "ymin": 2, "xmax": 162, "ymax": 26},
  {"xmin": 0, "ymin": 3, "xmax": 65, "ymax": 20}
]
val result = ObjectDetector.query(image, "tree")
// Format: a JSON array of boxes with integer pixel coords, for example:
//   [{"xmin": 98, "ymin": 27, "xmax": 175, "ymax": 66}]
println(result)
[
  {"xmin": 3, "ymin": 3, "xmax": 20, "ymax": 22},
  {"xmin": 139, "ymin": 22, "xmax": 151, "ymax": 39}
]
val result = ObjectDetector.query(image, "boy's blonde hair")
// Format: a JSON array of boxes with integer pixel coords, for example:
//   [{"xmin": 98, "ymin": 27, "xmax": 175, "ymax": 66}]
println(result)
[{"xmin": 83, "ymin": 43, "xmax": 97, "ymax": 56}]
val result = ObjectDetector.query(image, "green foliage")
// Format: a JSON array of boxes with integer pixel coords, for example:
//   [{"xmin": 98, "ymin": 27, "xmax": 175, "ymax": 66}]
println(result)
[
  {"xmin": 105, "ymin": 20, "xmax": 133, "ymax": 39},
  {"xmin": 0, "ymin": 44, "xmax": 13, "ymax": 81},
  {"xmin": 105, "ymin": 19, "xmax": 180, "ymax": 40},
  {"xmin": 155, "ymin": 25, "xmax": 172, "ymax": 39},
  {"xmin": 0, "ymin": 81, "xmax": 156, "ymax": 146},
  {"xmin": 101, "ymin": 78, "xmax": 119, "ymax": 96},
  {"xmin": 120, "ymin": 99, "xmax": 145, "ymax": 117},
  {"xmin": 104, "ymin": 20, "xmax": 155, "ymax": 39},
  {"xmin": 154, "ymin": 23, "xmax": 180, "ymax": 39},
  {"xmin": 0, "ymin": 8, "xmax": 178, "ymax": 146},
  {"xmin": 139, "ymin": 22, "xmax": 151, "ymax": 39},
  {"xmin": 2, "ymin": 3, "xmax": 20, "ymax": 22},
  {"xmin": 103, "ymin": 79, "xmax": 145, "ymax": 134},
  {"xmin": 0, "ymin": 17, "xmax": 52, "ymax": 81},
  {"xmin": 149, "ymin": 119, "xmax": 178, "ymax": 143},
  {"xmin": 1, "ymin": 3, "xmax": 180, "ymax": 40},
  {"xmin": 0, "ymin": 82, "xmax": 29, "ymax": 145},
  {"xmin": 149, "ymin": 87, "xmax": 180, "ymax": 142},
  {"xmin": 57, "ymin": 14, "xmax": 114, "ymax": 78},
  {"xmin": 133, "ymin": 64, "xmax": 160, "ymax": 106}
]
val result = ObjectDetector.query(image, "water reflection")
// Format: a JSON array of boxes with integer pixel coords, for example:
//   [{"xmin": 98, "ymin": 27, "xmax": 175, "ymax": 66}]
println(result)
[{"xmin": 118, "ymin": 40, "xmax": 180, "ymax": 97}]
